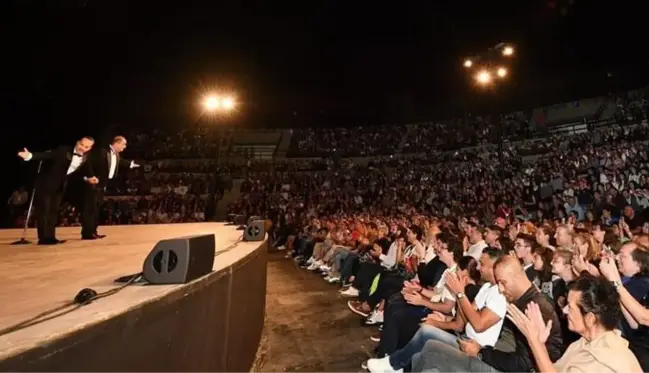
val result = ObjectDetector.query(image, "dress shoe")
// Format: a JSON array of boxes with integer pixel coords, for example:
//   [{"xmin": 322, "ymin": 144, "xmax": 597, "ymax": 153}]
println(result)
[
  {"xmin": 38, "ymin": 238, "xmax": 66, "ymax": 245},
  {"xmin": 82, "ymin": 234, "xmax": 105, "ymax": 240}
]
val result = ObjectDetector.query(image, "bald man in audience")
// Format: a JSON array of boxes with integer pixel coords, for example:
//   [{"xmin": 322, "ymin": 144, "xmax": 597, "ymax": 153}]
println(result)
[{"xmin": 411, "ymin": 256, "xmax": 564, "ymax": 372}]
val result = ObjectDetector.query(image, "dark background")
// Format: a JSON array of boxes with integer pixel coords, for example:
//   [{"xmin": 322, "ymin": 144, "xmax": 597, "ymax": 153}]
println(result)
[{"xmin": 2, "ymin": 0, "xmax": 647, "ymax": 200}]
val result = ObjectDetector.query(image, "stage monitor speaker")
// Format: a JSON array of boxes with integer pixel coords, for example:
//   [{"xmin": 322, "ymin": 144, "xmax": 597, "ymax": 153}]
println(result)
[
  {"xmin": 244, "ymin": 220, "xmax": 265, "ymax": 242},
  {"xmin": 247, "ymin": 215, "xmax": 262, "ymax": 225},
  {"xmin": 143, "ymin": 234, "xmax": 216, "ymax": 284}
]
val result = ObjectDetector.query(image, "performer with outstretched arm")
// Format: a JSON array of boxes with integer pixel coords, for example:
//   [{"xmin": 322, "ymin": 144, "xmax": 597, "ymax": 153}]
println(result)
[
  {"xmin": 82, "ymin": 136, "xmax": 139, "ymax": 240},
  {"xmin": 17, "ymin": 136, "xmax": 98, "ymax": 245}
]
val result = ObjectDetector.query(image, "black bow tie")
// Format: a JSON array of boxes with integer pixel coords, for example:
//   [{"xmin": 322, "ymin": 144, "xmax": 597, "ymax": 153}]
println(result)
[{"xmin": 73, "ymin": 153, "xmax": 83, "ymax": 157}]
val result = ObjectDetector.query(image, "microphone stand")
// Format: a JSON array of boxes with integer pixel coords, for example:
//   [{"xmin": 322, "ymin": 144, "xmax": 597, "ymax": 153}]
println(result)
[{"xmin": 12, "ymin": 160, "xmax": 43, "ymax": 245}]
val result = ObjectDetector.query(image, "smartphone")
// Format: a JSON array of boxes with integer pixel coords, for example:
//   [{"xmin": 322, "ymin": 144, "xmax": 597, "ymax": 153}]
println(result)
[{"xmin": 602, "ymin": 245, "xmax": 613, "ymax": 256}]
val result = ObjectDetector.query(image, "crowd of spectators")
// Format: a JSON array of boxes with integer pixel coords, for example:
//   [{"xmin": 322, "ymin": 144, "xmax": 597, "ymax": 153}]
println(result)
[
  {"xmin": 7, "ymin": 81, "xmax": 649, "ymax": 372},
  {"xmin": 287, "ymin": 89, "xmax": 649, "ymax": 157},
  {"xmin": 121, "ymin": 127, "xmax": 231, "ymax": 159},
  {"xmin": 52, "ymin": 194, "xmax": 208, "ymax": 227},
  {"xmin": 289, "ymin": 124, "xmax": 407, "ymax": 156},
  {"xmin": 271, "ymin": 125, "xmax": 649, "ymax": 372}
]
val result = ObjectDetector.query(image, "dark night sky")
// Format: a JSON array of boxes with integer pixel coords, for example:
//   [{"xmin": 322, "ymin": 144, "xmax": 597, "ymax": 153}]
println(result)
[{"xmin": 1, "ymin": 0, "xmax": 647, "ymax": 193}]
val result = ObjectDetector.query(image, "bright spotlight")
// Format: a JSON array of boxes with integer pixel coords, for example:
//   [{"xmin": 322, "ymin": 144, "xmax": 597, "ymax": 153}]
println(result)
[
  {"xmin": 204, "ymin": 96, "xmax": 220, "ymax": 111},
  {"xmin": 497, "ymin": 67, "xmax": 508, "ymax": 78},
  {"xmin": 502, "ymin": 46, "xmax": 514, "ymax": 56},
  {"xmin": 475, "ymin": 70, "xmax": 492, "ymax": 85},
  {"xmin": 463, "ymin": 59, "xmax": 473, "ymax": 68},
  {"xmin": 222, "ymin": 97, "xmax": 235, "ymax": 110}
]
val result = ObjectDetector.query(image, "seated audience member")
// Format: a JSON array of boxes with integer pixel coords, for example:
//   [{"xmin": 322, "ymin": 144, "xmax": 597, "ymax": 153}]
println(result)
[
  {"xmin": 532, "ymin": 244, "xmax": 556, "ymax": 299},
  {"xmin": 554, "ymin": 224, "xmax": 574, "ymax": 251},
  {"xmin": 484, "ymin": 225, "xmax": 502, "ymax": 247},
  {"xmin": 364, "ymin": 247, "xmax": 506, "ymax": 373},
  {"xmin": 507, "ymin": 275, "xmax": 643, "ymax": 372},
  {"xmin": 346, "ymin": 226, "xmax": 426, "ymax": 317},
  {"xmin": 536, "ymin": 225, "xmax": 557, "ymax": 251},
  {"xmin": 409, "ymin": 256, "xmax": 563, "ymax": 372},
  {"xmin": 600, "ymin": 247, "xmax": 649, "ymax": 369},
  {"xmin": 551, "ymin": 249, "xmax": 580, "ymax": 344},
  {"xmin": 364, "ymin": 235, "xmax": 464, "ymax": 357},
  {"xmin": 571, "ymin": 232, "xmax": 601, "ymax": 276},
  {"xmin": 366, "ymin": 255, "xmax": 481, "ymax": 367},
  {"xmin": 514, "ymin": 233, "xmax": 538, "ymax": 281},
  {"xmin": 614, "ymin": 242, "xmax": 649, "ymax": 338},
  {"xmin": 464, "ymin": 223, "xmax": 488, "ymax": 260}
]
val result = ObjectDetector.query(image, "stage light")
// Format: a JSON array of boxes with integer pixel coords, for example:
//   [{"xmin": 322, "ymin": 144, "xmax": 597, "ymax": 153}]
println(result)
[
  {"xmin": 497, "ymin": 67, "xmax": 508, "ymax": 78},
  {"xmin": 475, "ymin": 70, "xmax": 492, "ymax": 85},
  {"xmin": 204, "ymin": 96, "xmax": 220, "ymax": 111},
  {"xmin": 222, "ymin": 96, "xmax": 235, "ymax": 110},
  {"xmin": 463, "ymin": 59, "xmax": 473, "ymax": 68},
  {"xmin": 502, "ymin": 46, "xmax": 514, "ymax": 56}
]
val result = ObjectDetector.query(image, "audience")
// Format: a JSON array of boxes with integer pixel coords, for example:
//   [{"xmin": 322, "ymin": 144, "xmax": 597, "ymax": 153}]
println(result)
[{"xmin": 9, "ymin": 84, "xmax": 649, "ymax": 373}]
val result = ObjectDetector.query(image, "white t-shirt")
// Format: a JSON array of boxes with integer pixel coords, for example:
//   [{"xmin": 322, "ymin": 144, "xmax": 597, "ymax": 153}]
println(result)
[
  {"xmin": 423, "ymin": 244, "xmax": 437, "ymax": 264},
  {"xmin": 465, "ymin": 283, "xmax": 507, "ymax": 347},
  {"xmin": 466, "ymin": 241, "xmax": 488, "ymax": 261}
]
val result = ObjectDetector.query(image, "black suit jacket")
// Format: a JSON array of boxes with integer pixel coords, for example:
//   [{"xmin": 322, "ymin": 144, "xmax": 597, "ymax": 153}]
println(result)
[
  {"xmin": 29, "ymin": 146, "xmax": 89, "ymax": 194},
  {"xmin": 85, "ymin": 147, "xmax": 132, "ymax": 189}
]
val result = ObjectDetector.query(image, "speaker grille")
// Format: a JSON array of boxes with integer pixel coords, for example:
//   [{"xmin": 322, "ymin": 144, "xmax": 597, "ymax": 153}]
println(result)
[{"xmin": 152, "ymin": 250, "xmax": 179, "ymax": 274}]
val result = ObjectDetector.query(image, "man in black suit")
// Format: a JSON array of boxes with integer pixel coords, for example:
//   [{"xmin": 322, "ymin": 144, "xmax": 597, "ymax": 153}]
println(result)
[
  {"xmin": 82, "ymin": 135, "xmax": 139, "ymax": 239},
  {"xmin": 17, "ymin": 136, "xmax": 98, "ymax": 245}
]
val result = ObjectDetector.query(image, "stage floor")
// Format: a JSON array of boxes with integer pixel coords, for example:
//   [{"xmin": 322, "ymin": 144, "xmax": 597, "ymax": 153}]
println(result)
[{"xmin": 0, "ymin": 223, "xmax": 261, "ymax": 360}]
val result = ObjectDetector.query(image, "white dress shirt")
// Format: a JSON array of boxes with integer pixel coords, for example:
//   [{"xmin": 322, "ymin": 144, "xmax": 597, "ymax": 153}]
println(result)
[
  {"xmin": 108, "ymin": 146, "xmax": 134, "ymax": 179},
  {"xmin": 67, "ymin": 153, "xmax": 84, "ymax": 175},
  {"xmin": 24, "ymin": 150, "xmax": 83, "ymax": 175}
]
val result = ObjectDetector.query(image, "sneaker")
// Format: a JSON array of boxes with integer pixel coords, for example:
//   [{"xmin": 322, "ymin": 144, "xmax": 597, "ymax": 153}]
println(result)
[
  {"xmin": 327, "ymin": 276, "xmax": 340, "ymax": 283},
  {"xmin": 365, "ymin": 310, "xmax": 384, "ymax": 325},
  {"xmin": 340, "ymin": 287, "xmax": 359, "ymax": 297},
  {"xmin": 347, "ymin": 300, "xmax": 370, "ymax": 317},
  {"xmin": 370, "ymin": 333, "xmax": 381, "ymax": 342},
  {"xmin": 309, "ymin": 260, "xmax": 324, "ymax": 271},
  {"xmin": 277, "ymin": 245, "xmax": 286, "ymax": 251},
  {"xmin": 366, "ymin": 356, "xmax": 402, "ymax": 373},
  {"xmin": 319, "ymin": 265, "xmax": 331, "ymax": 272},
  {"xmin": 306, "ymin": 257, "xmax": 315, "ymax": 264}
]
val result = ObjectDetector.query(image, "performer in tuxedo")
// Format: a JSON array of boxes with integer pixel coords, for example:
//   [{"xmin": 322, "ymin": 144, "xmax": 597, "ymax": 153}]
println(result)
[
  {"xmin": 82, "ymin": 135, "xmax": 139, "ymax": 239},
  {"xmin": 17, "ymin": 136, "xmax": 99, "ymax": 245}
]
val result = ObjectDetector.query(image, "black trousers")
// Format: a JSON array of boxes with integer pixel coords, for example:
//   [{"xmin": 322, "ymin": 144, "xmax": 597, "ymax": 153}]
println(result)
[
  {"xmin": 354, "ymin": 262, "xmax": 384, "ymax": 301},
  {"xmin": 82, "ymin": 188, "xmax": 103, "ymax": 237},
  {"xmin": 378, "ymin": 292, "xmax": 428, "ymax": 357},
  {"xmin": 367, "ymin": 272, "xmax": 406, "ymax": 309},
  {"xmin": 35, "ymin": 191, "xmax": 62, "ymax": 240}
]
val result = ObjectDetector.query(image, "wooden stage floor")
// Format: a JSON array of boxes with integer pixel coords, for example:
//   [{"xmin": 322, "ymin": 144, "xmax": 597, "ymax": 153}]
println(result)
[{"xmin": 0, "ymin": 223, "xmax": 262, "ymax": 360}]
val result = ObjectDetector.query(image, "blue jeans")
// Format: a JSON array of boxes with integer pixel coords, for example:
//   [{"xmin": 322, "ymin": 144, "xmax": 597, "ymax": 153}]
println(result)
[
  {"xmin": 389, "ymin": 324, "xmax": 459, "ymax": 369},
  {"xmin": 340, "ymin": 252, "xmax": 359, "ymax": 283},
  {"xmin": 411, "ymin": 340, "xmax": 500, "ymax": 372}
]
